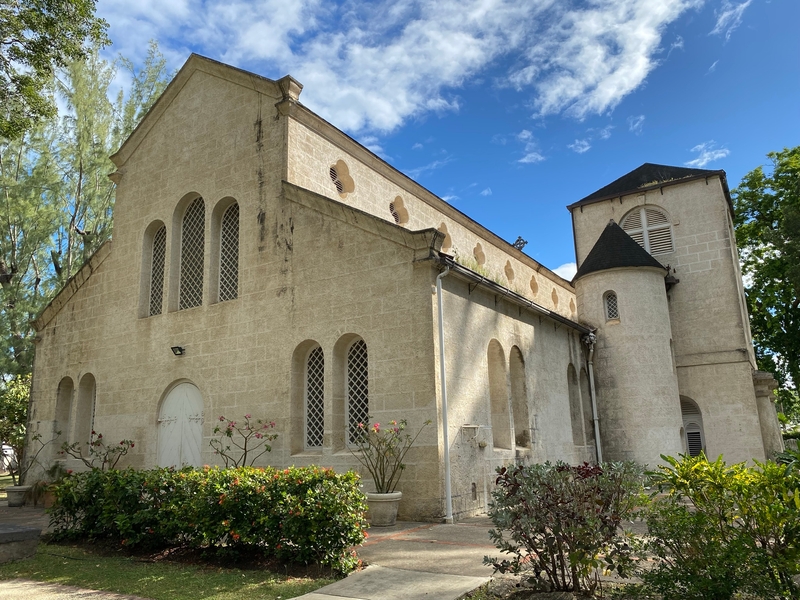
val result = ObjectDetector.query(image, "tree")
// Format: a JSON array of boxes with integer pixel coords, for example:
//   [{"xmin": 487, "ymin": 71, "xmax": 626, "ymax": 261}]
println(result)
[
  {"xmin": 0, "ymin": 374, "xmax": 30, "ymax": 484},
  {"xmin": 1, "ymin": 0, "xmax": 109, "ymax": 140},
  {"xmin": 733, "ymin": 146, "xmax": 800, "ymax": 423},
  {"xmin": 0, "ymin": 43, "xmax": 170, "ymax": 379}
]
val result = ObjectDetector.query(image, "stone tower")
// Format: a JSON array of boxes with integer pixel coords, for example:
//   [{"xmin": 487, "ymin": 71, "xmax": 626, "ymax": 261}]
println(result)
[{"xmin": 573, "ymin": 220, "xmax": 684, "ymax": 466}]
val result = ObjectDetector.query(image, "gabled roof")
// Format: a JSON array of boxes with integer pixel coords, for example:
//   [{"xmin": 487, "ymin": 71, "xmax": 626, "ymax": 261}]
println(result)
[
  {"xmin": 568, "ymin": 163, "xmax": 729, "ymax": 210},
  {"xmin": 110, "ymin": 54, "xmax": 297, "ymax": 169},
  {"xmin": 573, "ymin": 220, "xmax": 667, "ymax": 281}
]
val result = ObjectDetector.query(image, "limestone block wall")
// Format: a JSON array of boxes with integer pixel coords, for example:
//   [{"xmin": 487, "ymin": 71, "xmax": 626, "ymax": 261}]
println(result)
[
  {"xmin": 438, "ymin": 275, "xmax": 593, "ymax": 518},
  {"xmin": 575, "ymin": 267, "xmax": 684, "ymax": 466},
  {"xmin": 678, "ymin": 363, "xmax": 766, "ymax": 462},
  {"xmin": 286, "ymin": 116, "xmax": 577, "ymax": 320}
]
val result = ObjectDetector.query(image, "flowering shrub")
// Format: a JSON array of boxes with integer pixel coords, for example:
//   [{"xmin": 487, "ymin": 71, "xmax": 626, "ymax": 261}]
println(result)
[
  {"xmin": 49, "ymin": 465, "xmax": 368, "ymax": 572},
  {"xmin": 59, "ymin": 430, "xmax": 134, "ymax": 470},
  {"xmin": 349, "ymin": 418, "xmax": 431, "ymax": 493},
  {"xmin": 210, "ymin": 414, "xmax": 278, "ymax": 467},
  {"xmin": 485, "ymin": 461, "xmax": 646, "ymax": 595}
]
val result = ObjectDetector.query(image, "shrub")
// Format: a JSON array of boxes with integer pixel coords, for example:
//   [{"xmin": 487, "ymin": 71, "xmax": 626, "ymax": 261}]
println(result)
[
  {"xmin": 484, "ymin": 461, "xmax": 646, "ymax": 595},
  {"xmin": 210, "ymin": 414, "xmax": 278, "ymax": 467},
  {"xmin": 49, "ymin": 465, "xmax": 368, "ymax": 573},
  {"xmin": 634, "ymin": 454, "xmax": 800, "ymax": 600}
]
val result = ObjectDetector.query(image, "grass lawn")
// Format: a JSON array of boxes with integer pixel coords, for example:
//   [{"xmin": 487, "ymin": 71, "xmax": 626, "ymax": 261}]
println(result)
[{"xmin": 0, "ymin": 542, "xmax": 336, "ymax": 600}]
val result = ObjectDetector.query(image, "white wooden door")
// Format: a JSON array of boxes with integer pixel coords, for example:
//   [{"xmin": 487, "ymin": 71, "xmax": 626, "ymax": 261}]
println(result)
[{"xmin": 158, "ymin": 383, "xmax": 203, "ymax": 468}]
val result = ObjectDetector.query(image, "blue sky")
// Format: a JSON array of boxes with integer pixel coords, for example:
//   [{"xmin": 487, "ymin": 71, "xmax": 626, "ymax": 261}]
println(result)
[{"xmin": 97, "ymin": 0, "xmax": 799, "ymax": 278}]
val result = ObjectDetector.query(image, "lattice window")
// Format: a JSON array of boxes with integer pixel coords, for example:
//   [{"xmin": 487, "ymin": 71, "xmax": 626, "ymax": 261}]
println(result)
[
  {"xmin": 219, "ymin": 203, "xmax": 239, "ymax": 302},
  {"xmin": 305, "ymin": 346, "xmax": 325, "ymax": 450},
  {"xmin": 179, "ymin": 197, "xmax": 205, "ymax": 309},
  {"xmin": 329, "ymin": 167, "xmax": 344, "ymax": 194},
  {"xmin": 621, "ymin": 206, "xmax": 674, "ymax": 255},
  {"xmin": 149, "ymin": 225, "xmax": 166, "ymax": 316},
  {"xmin": 346, "ymin": 339, "xmax": 369, "ymax": 445},
  {"xmin": 389, "ymin": 202, "xmax": 400, "ymax": 224},
  {"xmin": 605, "ymin": 292, "xmax": 619, "ymax": 320}
]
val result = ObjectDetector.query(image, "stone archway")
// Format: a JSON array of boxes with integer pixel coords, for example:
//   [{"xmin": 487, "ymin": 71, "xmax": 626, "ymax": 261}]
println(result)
[{"xmin": 158, "ymin": 382, "xmax": 204, "ymax": 468}]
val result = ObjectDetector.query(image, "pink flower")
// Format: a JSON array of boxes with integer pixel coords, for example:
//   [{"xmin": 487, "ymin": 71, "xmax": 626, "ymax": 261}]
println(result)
[
  {"xmin": 245, "ymin": 413, "xmax": 251, "ymax": 419},
  {"xmin": 219, "ymin": 416, "xmax": 225, "ymax": 421},
  {"xmin": 255, "ymin": 433, "xmax": 263, "ymax": 439},
  {"xmin": 372, "ymin": 423, "xmax": 380, "ymax": 432}
]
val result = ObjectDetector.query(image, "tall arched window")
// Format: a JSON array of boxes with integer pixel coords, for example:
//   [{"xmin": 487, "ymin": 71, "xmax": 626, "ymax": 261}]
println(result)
[
  {"xmin": 55, "ymin": 377, "xmax": 74, "ymax": 441},
  {"xmin": 604, "ymin": 291, "xmax": 619, "ymax": 320},
  {"xmin": 149, "ymin": 225, "xmax": 167, "ymax": 315},
  {"xmin": 488, "ymin": 339, "xmax": 511, "ymax": 450},
  {"xmin": 218, "ymin": 203, "xmax": 239, "ymax": 302},
  {"xmin": 305, "ymin": 346, "xmax": 325, "ymax": 450},
  {"xmin": 179, "ymin": 197, "xmax": 205, "ymax": 309},
  {"xmin": 73, "ymin": 374, "xmax": 96, "ymax": 449},
  {"xmin": 680, "ymin": 396, "xmax": 706, "ymax": 457},
  {"xmin": 509, "ymin": 346, "xmax": 530, "ymax": 448},
  {"xmin": 621, "ymin": 206, "xmax": 673, "ymax": 254},
  {"xmin": 567, "ymin": 364, "xmax": 584, "ymax": 447},
  {"xmin": 346, "ymin": 339, "xmax": 369, "ymax": 444}
]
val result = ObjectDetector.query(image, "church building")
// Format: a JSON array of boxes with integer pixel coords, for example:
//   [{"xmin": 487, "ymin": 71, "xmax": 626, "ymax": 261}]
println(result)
[{"xmin": 28, "ymin": 55, "xmax": 783, "ymax": 521}]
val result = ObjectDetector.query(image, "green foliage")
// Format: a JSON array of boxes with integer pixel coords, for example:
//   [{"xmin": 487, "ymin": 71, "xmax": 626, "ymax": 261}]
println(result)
[
  {"xmin": 632, "ymin": 454, "xmax": 800, "ymax": 600},
  {"xmin": 0, "ymin": 373, "xmax": 29, "ymax": 454},
  {"xmin": 0, "ymin": 43, "xmax": 170, "ymax": 379},
  {"xmin": 733, "ymin": 146, "xmax": 800, "ymax": 422},
  {"xmin": 59, "ymin": 430, "xmax": 134, "ymax": 470},
  {"xmin": 484, "ymin": 461, "xmax": 646, "ymax": 595},
  {"xmin": 348, "ymin": 418, "xmax": 431, "ymax": 493},
  {"xmin": 0, "ymin": 0, "xmax": 109, "ymax": 139},
  {"xmin": 210, "ymin": 414, "xmax": 278, "ymax": 468},
  {"xmin": 49, "ymin": 466, "xmax": 368, "ymax": 573}
]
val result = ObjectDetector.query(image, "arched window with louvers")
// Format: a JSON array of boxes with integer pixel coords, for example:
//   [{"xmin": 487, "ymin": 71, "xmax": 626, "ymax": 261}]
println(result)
[{"xmin": 621, "ymin": 206, "xmax": 674, "ymax": 255}]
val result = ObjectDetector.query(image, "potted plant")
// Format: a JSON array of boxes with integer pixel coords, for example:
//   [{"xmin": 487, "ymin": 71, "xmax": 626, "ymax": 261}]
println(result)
[{"xmin": 349, "ymin": 418, "xmax": 430, "ymax": 526}]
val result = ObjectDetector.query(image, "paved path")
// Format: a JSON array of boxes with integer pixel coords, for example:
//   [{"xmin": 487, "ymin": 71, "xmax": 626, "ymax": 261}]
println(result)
[{"xmin": 0, "ymin": 503, "xmax": 493, "ymax": 600}]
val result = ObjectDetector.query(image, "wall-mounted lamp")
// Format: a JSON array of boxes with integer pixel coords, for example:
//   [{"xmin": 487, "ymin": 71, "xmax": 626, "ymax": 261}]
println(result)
[{"xmin": 171, "ymin": 346, "xmax": 186, "ymax": 356}]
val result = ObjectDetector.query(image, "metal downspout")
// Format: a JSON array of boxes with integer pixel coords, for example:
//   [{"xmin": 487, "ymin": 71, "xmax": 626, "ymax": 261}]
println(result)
[
  {"xmin": 436, "ymin": 267, "xmax": 454, "ymax": 523},
  {"xmin": 582, "ymin": 332, "xmax": 603, "ymax": 463}
]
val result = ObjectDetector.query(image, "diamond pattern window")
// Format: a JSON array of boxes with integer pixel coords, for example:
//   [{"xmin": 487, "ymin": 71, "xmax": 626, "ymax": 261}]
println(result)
[
  {"xmin": 219, "ymin": 203, "xmax": 239, "ymax": 302},
  {"xmin": 305, "ymin": 346, "xmax": 324, "ymax": 450},
  {"xmin": 346, "ymin": 339, "xmax": 368, "ymax": 445},
  {"xmin": 149, "ymin": 225, "xmax": 166, "ymax": 316},
  {"xmin": 621, "ymin": 206, "xmax": 673, "ymax": 255},
  {"xmin": 605, "ymin": 291, "xmax": 619, "ymax": 320},
  {"xmin": 179, "ymin": 197, "xmax": 205, "ymax": 310}
]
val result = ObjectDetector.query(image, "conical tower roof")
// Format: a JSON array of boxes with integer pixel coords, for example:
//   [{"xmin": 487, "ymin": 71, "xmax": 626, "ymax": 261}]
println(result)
[{"xmin": 573, "ymin": 220, "xmax": 667, "ymax": 281}]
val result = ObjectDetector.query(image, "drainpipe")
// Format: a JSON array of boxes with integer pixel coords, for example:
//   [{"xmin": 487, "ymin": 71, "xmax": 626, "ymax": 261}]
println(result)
[
  {"xmin": 436, "ymin": 267, "xmax": 454, "ymax": 524},
  {"xmin": 582, "ymin": 331, "xmax": 603, "ymax": 463}
]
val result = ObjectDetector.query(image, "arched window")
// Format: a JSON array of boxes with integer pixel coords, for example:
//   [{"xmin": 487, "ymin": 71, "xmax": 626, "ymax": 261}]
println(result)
[
  {"xmin": 509, "ymin": 346, "xmax": 530, "ymax": 448},
  {"xmin": 218, "ymin": 203, "xmax": 239, "ymax": 302},
  {"xmin": 179, "ymin": 197, "xmax": 205, "ymax": 309},
  {"xmin": 567, "ymin": 364, "xmax": 584, "ymax": 447},
  {"xmin": 488, "ymin": 339, "xmax": 511, "ymax": 450},
  {"xmin": 604, "ymin": 291, "xmax": 619, "ymax": 320},
  {"xmin": 680, "ymin": 396, "xmax": 706, "ymax": 457},
  {"xmin": 621, "ymin": 206, "xmax": 673, "ymax": 255},
  {"xmin": 73, "ymin": 374, "xmax": 96, "ymax": 449},
  {"xmin": 55, "ymin": 377, "xmax": 74, "ymax": 441},
  {"xmin": 346, "ymin": 339, "xmax": 369, "ymax": 445},
  {"xmin": 149, "ymin": 225, "xmax": 167, "ymax": 315},
  {"xmin": 305, "ymin": 346, "xmax": 325, "ymax": 450},
  {"xmin": 389, "ymin": 196, "xmax": 409, "ymax": 226}
]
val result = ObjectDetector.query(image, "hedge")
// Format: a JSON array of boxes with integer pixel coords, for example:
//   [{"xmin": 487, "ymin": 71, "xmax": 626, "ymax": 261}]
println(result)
[{"xmin": 49, "ymin": 465, "xmax": 368, "ymax": 572}]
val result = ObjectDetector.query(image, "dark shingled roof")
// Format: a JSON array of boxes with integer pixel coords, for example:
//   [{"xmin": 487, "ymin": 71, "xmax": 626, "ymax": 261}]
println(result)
[
  {"xmin": 568, "ymin": 163, "xmax": 726, "ymax": 209},
  {"xmin": 573, "ymin": 220, "xmax": 667, "ymax": 281}
]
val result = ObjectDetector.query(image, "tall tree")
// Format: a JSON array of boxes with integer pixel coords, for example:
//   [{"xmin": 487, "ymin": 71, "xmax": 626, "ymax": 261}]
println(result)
[
  {"xmin": 733, "ymin": 146, "xmax": 800, "ymax": 422},
  {"xmin": 0, "ymin": 0, "xmax": 109, "ymax": 140},
  {"xmin": 0, "ymin": 43, "xmax": 170, "ymax": 379}
]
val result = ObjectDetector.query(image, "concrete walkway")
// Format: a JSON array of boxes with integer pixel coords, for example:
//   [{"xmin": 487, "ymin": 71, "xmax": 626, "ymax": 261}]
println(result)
[{"xmin": 0, "ymin": 503, "xmax": 494, "ymax": 600}]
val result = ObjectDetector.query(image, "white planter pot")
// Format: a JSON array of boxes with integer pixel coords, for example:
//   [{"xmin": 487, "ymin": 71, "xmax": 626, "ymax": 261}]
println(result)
[
  {"xmin": 366, "ymin": 491, "xmax": 402, "ymax": 527},
  {"xmin": 6, "ymin": 485, "xmax": 31, "ymax": 508}
]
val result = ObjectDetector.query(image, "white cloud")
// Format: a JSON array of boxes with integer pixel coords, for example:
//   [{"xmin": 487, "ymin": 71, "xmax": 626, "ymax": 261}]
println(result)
[
  {"xmin": 685, "ymin": 140, "xmax": 730, "ymax": 167},
  {"xmin": 480, "ymin": 187, "xmax": 492, "ymax": 196},
  {"xmin": 516, "ymin": 129, "xmax": 545, "ymax": 163},
  {"xmin": 628, "ymin": 114, "xmax": 645, "ymax": 134},
  {"xmin": 598, "ymin": 124, "xmax": 614, "ymax": 139},
  {"xmin": 403, "ymin": 156, "xmax": 454, "ymax": 179},
  {"xmin": 97, "ymin": 0, "xmax": 703, "ymax": 134},
  {"xmin": 710, "ymin": 0, "xmax": 752, "ymax": 41},
  {"xmin": 412, "ymin": 142, "xmax": 423, "ymax": 150},
  {"xmin": 553, "ymin": 262, "xmax": 577, "ymax": 280},
  {"xmin": 668, "ymin": 35, "xmax": 685, "ymax": 56},
  {"xmin": 568, "ymin": 139, "xmax": 591, "ymax": 154},
  {"xmin": 519, "ymin": 152, "xmax": 545, "ymax": 164},
  {"xmin": 441, "ymin": 194, "xmax": 459, "ymax": 203},
  {"xmin": 707, "ymin": 59, "xmax": 719, "ymax": 74}
]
